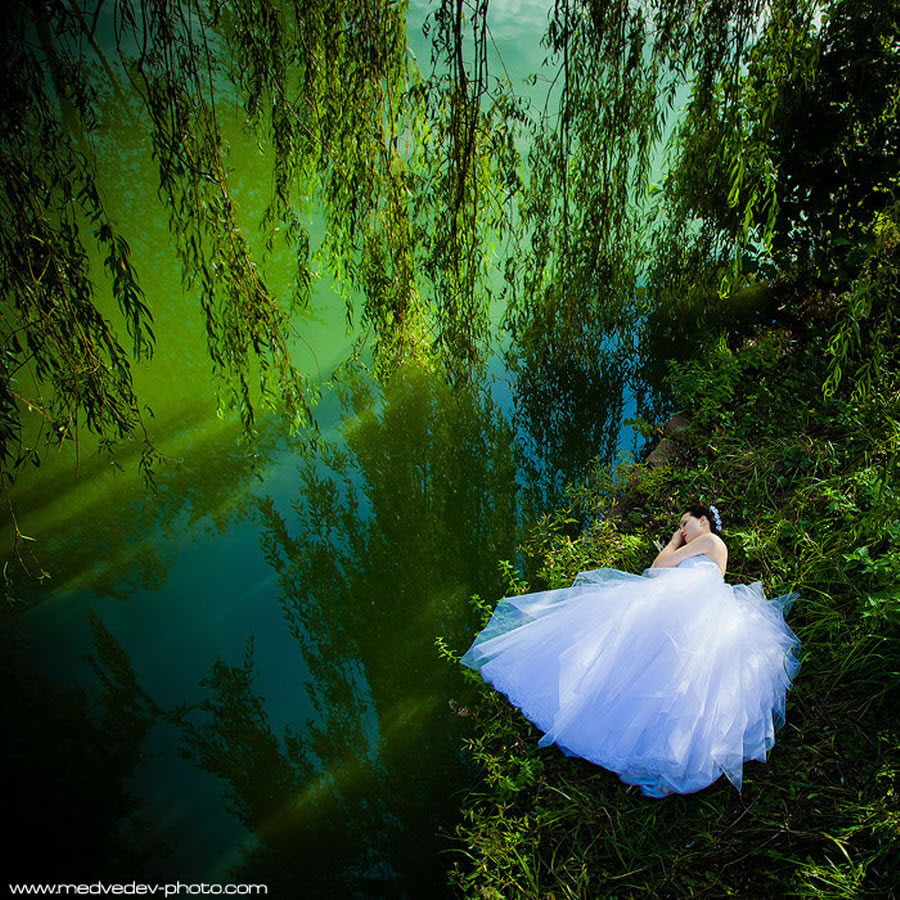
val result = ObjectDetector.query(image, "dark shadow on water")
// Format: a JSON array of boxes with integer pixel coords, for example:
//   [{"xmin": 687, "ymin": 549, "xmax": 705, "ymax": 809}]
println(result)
[{"xmin": 2, "ymin": 609, "xmax": 173, "ymax": 883}]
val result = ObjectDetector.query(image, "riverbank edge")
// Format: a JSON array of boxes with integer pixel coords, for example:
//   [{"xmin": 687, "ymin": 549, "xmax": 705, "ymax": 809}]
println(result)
[{"xmin": 445, "ymin": 321, "xmax": 900, "ymax": 897}]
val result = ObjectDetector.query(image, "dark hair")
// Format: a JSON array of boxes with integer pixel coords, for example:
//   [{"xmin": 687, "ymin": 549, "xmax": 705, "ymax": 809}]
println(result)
[{"xmin": 687, "ymin": 503, "xmax": 723, "ymax": 535}]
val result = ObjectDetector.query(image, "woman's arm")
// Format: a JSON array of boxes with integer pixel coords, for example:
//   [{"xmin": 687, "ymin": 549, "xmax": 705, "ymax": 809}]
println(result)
[
  {"xmin": 651, "ymin": 528, "xmax": 685, "ymax": 569},
  {"xmin": 651, "ymin": 532, "xmax": 727, "ymax": 572}
]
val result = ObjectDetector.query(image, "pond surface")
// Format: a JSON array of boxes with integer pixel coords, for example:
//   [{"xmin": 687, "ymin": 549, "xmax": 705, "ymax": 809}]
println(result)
[
  {"xmin": 12, "ymin": 358, "xmax": 637, "ymax": 894},
  {"xmin": 5, "ymin": 2, "xmax": 647, "ymax": 895}
]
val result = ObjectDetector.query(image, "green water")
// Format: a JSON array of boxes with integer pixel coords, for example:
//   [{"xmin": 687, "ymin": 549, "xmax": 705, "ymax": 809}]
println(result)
[
  {"xmin": 12, "ymin": 358, "xmax": 636, "ymax": 891},
  {"xmin": 5, "ymin": 2, "xmax": 643, "ymax": 894}
]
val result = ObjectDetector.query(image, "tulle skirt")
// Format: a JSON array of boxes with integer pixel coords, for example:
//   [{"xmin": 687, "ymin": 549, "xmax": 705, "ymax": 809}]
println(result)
[{"xmin": 461, "ymin": 560, "xmax": 801, "ymax": 797}]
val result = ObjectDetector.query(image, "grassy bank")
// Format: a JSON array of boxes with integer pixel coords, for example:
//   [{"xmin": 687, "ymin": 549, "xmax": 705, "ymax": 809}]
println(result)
[{"xmin": 445, "ymin": 318, "xmax": 899, "ymax": 896}]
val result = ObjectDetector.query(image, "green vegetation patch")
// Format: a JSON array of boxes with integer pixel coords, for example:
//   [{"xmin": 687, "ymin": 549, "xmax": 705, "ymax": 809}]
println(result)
[{"xmin": 446, "ymin": 321, "xmax": 900, "ymax": 897}]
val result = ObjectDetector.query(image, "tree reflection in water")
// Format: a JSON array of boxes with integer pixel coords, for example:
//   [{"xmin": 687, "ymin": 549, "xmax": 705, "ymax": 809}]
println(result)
[
  {"xmin": 508, "ymin": 325, "xmax": 637, "ymax": 519},
  {"xmin": 176, "ymin": 363, "xmax": 521, "ymax": 895}
]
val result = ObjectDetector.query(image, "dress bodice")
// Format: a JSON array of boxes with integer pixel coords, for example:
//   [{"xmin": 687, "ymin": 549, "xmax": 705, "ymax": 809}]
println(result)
[
  {"xmin": 676, "ymin": 553, "xmax": 719, "ymax": 571},
  {"xmin": 643, "ymin": 553, "xmax": 721, "ymax": 579}
]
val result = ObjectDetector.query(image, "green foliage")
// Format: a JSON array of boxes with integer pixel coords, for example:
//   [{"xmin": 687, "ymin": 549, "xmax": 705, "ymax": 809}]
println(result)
[
  {"xmin": 0, "ymin": 0, "xmax": 521, "ymax": 598},
  {"xmin": 6, "ymin": 0, "xmax": 896, "ymax": 584},
  {"xmin": 418, "ymin": 2, "xmax": 522, "ymax": 377},
  {"xmin": 640, "ymin": 0, "xmax": 899, "ymax": 393},
  {"xmin": 824, "ymin": 203, "xmax": 900, "ymax": 399},
  {"xmin": 670, "ymin": 329, "xmax": 791, "ymax": 428},
  {"xmin": 669, "ymin": 335, "xmax": 743, "ymax": 427},
  {"xmin": 0, "ymin": 15, "xmax": 154, "ymax": 437},
  {"xmin": 504, "ymin": 0, "xmax": 803, "ymax": 429},
  {"xmin": 0, "ymin": 0, "xmax": 524, "ymax": 455},
  {"xmin": 519, "ymin": 457, "xmax": 650, "ymax": 590},
  {"xmin": 449, "ymin": 324, "xmax": 900, "ymax": 896},
  {"xmin": 760, "ymin": 0, "xmax": 900, "ymax": 278}
]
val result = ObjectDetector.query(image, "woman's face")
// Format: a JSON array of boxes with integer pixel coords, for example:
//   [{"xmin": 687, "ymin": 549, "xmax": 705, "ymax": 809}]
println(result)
[{"xmin": 679, "ymin": 512, "xmax": 709, "ymax": 544}]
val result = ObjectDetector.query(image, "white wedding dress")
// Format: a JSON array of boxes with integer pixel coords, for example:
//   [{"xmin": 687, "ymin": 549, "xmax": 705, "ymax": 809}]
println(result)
[{"xmin": 461, "ymin": 554, "xmax": 800, "ymax": 797}]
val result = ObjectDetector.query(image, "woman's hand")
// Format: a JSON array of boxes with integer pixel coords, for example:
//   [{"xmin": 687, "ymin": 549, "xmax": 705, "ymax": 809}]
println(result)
[{"xmin": 669, "ymin": 528, "xmax": 685, "ymax": 548}]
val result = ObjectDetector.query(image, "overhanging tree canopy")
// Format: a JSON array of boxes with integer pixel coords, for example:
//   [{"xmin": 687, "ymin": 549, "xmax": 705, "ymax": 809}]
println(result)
[{"xmin": 2, "ymin": 0, "xmax": 897, "ymax": 581}]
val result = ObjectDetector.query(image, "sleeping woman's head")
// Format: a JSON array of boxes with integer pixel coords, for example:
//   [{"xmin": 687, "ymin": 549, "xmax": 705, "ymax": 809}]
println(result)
[{"xmin": 680, "ymin": 503, "xmax": 723, "ymax": 541}]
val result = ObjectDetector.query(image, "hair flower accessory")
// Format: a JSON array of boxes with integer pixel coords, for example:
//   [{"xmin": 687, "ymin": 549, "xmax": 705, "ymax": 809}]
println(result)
[{"xmin": 708, "ymin": 504, "xmax": 722, "ymax": 531}]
